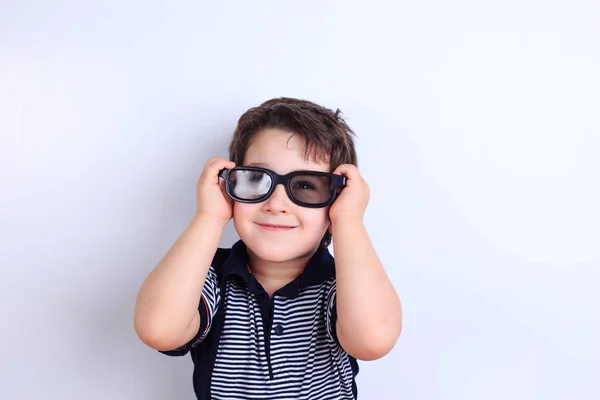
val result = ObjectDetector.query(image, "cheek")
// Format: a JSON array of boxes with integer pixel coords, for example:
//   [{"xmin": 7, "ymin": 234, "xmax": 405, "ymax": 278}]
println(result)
[
  {"xmin": 299, "ymin": 208, "xmax": 330, "ymax": 232},
  {"xmin": 232, "ymin": 202, "xmax": 241, "ymax": 217},
  {"xmin": 232, "ymin": 202, "xmax": 255, "ymax": 221},
  {"xmin": 233, "ymin": 203, "xmax": 255, "ymax": 238}
]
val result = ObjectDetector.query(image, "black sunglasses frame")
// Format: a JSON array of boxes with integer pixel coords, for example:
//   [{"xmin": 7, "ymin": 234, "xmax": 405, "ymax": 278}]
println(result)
[{"xmin": 218, "ymin": 166, "xmax": 347, "ymax": 208}]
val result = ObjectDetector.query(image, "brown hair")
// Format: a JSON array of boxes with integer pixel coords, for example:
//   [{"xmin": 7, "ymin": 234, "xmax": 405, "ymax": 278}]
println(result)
[{"xmin": 228, "ymin": 97, "xmax": 358, "ymax": 247}]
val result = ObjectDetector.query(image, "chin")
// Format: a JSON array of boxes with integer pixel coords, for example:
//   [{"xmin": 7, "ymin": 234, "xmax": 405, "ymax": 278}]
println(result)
[
  {"xmin": 244, "ymin": 239, "xmax": 307, "ymax": 263},
  {"xmin": 238, "ymin": 233, "xmax": 318, "ymax": 263}
]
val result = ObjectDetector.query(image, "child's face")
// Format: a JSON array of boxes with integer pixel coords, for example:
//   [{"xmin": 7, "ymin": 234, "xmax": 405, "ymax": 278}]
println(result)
[{"xmin": 232, "ymin": 128, "xmax": 331, "ymax": 263}]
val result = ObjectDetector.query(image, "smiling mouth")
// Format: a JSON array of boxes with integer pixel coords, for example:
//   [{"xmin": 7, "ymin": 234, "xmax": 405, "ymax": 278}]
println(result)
[{"xmin": 255, "ymin": 223, "xmax": 297, "ymax": 231}]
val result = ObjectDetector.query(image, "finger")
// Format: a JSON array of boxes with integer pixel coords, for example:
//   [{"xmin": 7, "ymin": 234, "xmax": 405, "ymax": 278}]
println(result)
[
  {"xmin": 208, "ymin": 159, "xmax": 236, "ymax": 176},
  {"xmin": 202, "ymin": 158, "xmax": 236, "ymax": 184},
  {"xmin": 218, "ymin": 160, "xmax": 236, "ymax": 171},
  {"xmin": 332, "ymin": 164, "xmax": 360, "ymax": 180},
  {"xmin": 205, "ymin": 157, "xmax": 232, "ymax": 166},
  {"xmin": 207, "ymin": 158, "xmax": 235, "ymax": 169}
]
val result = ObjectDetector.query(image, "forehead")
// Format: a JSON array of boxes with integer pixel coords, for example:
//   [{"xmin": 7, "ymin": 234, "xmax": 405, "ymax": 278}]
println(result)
[{"xmin": 243, "ymin": 128, "xmax": 330, "ymax": 173}]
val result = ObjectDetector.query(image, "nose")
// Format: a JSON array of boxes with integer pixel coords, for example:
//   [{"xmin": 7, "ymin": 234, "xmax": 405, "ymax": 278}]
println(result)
[{"xmin": 262, "ymin": 184, "xmax": 290, "ymax": 214}]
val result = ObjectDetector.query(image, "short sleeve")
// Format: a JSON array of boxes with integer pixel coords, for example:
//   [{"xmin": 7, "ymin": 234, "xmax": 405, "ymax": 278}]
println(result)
[
  {"xmin": 159, "ymin": 266, "xmax": 222, "ymax": 356},
  {"xmin": 325, "ymin": 280, "xmax": 339, "ymax": 344}
]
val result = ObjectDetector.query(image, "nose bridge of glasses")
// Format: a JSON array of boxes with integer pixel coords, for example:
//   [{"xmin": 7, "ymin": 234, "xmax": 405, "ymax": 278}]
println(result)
[
  {"xmin": 270, "ymin": 172, "xmax": 296, "ymax": 200},
  {"xmin": 260, "ymin": 181, "xmax": 291, "ymax": 211},
  {"xmin": 269, "ymin": 180, "xmax": 288, "ymax": 197}
]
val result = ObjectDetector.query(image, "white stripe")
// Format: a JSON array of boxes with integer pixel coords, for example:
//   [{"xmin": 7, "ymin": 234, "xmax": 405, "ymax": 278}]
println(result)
[{"xmin": 204, "ymin": 276, "xmax": 355, "ymax": 399}]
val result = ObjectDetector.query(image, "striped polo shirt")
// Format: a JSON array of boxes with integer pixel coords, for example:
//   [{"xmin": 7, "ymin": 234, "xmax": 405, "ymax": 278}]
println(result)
[{"xmin": 160, "ymin": 240, "xmax": 359, "ymax": 399}]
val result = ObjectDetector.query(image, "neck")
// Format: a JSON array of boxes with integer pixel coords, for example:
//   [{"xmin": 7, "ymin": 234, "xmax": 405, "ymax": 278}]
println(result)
[{"xmin": 247, "ymin": 250, "xmax": 314, "ymax": 296}]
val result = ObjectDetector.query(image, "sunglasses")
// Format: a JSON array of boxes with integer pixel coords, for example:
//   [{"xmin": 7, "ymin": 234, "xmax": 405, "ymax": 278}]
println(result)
[{"xmin": 218, "ymin": 166, "xmax": 346, "ymax": 208}]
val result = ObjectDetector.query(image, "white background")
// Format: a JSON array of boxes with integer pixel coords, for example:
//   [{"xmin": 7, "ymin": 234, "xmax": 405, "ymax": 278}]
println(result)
[{"xmin": 1, "ymin": 1, "xmax": 599, "ymax": 399}]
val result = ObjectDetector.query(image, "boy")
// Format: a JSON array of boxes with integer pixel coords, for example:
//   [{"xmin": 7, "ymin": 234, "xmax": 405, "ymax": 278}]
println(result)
[{"xmin": 134, "ymin": 98, "xmax": 402, "ymax": 399}]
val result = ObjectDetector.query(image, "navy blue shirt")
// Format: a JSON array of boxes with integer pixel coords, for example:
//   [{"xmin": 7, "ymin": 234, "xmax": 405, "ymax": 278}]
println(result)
[{"xmin": 161, "ymin": 240, "xmax": 359, "ymax": 399}]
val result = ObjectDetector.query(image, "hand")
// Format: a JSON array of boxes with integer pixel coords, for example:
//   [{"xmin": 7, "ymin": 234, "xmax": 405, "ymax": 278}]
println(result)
[
  {"xmin": 329, "ymin": 164, "xmax": 370, "ymax": 223},
  {"xmin": 196, "ymin": 157, "xmax": 236, "ymax": 223}
]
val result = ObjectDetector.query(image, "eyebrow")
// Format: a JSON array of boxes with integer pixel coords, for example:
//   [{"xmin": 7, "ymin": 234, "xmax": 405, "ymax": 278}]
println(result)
[{"xmin": 245, "ymin": 162, "xmax": 270, "ymax": 168}]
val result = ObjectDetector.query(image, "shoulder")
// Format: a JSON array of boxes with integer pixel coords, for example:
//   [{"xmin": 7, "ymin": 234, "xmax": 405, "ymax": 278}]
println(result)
[
  {"xmin": 205, "ymin": 247, "xmax": 232, "ymax": 281},
  {"xmin": 212, "ymin": 247, "xmax": 231, "ymax": 266}
]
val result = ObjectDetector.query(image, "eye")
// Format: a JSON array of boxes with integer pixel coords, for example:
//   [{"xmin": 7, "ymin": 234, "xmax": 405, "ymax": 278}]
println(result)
[
  {"xmin": 294, "ymin": 181, "xmax": 315, "ymax": 190},
  {"xmin": 249, "ymin": 172, "xmax": 264, "ymax": 182}
]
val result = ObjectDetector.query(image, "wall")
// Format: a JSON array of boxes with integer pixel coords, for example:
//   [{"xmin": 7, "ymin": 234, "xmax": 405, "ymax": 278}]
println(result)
[{"xmin": 1, "ymin": 1, "xmax": 598, "ymax": 399}]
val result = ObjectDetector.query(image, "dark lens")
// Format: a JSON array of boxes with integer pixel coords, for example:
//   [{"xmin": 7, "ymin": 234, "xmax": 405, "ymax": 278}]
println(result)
[
  {"xmin": 230, "ymin": 169, "xmax": 272, "ymax": 200},
  {"xmin": 289, "ymin": 174, "xmax": 333, "ymax": 204}
]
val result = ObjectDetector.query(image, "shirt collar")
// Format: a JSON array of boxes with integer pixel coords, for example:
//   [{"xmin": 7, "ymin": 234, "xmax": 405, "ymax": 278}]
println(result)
[{"xmin": 220, "ymin": 240, "xmax": 335, "ymax": 298}]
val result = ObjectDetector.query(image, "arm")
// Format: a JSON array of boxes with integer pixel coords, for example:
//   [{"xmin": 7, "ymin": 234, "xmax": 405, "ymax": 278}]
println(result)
[
  {"xmin": 134, "ymin": 214, "xmax": 227, "ymax": 351},
  {"xmin": 134, "ymin": 157, "xmax": 235, "ymax": 351},
  {"xmin": 331, "ymin": 220, "xmax": 402, "ymax": 360},
  {"xmin": 329, "ymin": 164, "xmax": 402, "ymax": 361}
]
